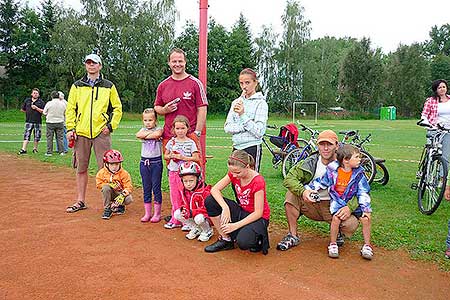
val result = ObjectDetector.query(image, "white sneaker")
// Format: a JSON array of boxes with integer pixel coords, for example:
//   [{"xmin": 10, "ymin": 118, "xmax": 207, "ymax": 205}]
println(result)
[
  {"xmin": 185, "ymin": 226, "xmax": 201, "ymax": 240},
  {"xmin": 198, "ymin": 229, "xmax": 213, "ymax": 242},
  {"xmin": 181, "ymin": 223, "xmax": 192, "ymax": 231},
  {"xmin": 328, "ymin": 243, "xmax": 339, "ymax": 258},
  {"xmin": 360, "ymin": 244, "xmax": 373, "ymax": 260}
]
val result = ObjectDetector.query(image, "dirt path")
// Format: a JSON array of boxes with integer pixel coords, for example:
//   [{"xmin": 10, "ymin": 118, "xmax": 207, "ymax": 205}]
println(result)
[{"xmin": 0, "ymin": 152, "xmax": 449, "ymax": 300}]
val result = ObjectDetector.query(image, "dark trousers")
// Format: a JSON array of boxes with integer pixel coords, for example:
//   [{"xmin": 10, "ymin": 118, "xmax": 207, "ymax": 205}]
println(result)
[
  {"xmin": 205, "ymin": 195, "xmax": 269, "ymax": 252},
  {"xmin": 46, "ymin": 122, "xmax": 64, "ymax": 154},
  {"xmin": 140, "ymin": 157, "xmax": 163, "ymax": 204}
]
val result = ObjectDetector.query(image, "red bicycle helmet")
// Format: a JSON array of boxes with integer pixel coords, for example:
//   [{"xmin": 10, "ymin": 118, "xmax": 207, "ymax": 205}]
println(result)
[
  {"xmin": 103, "ymin": 149, "xmax": 124, "ymax": 163},
  {"xmin": 179, "ymin": 161, "xmax": 202, "ymax": 178}
]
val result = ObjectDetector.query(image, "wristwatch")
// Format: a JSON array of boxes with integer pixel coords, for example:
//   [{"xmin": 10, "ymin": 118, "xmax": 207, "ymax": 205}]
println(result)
[{"xmin": 194, "ymin": 130, "xmax": 201, "ymax": 137}]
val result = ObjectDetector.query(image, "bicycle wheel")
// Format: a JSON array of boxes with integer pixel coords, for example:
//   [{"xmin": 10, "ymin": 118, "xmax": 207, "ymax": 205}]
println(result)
[
  {"xmin": 360, "ymin": 150, "xmax": 376, "ymax": 184},
  {"xmin": 418, "ymin": 156, "xmax": 448, "ymax": 215},
  {"xmin": 282, "ymin": 147, "xmax": 309, "ymax": 178},
  {"xmin": 373, "ymin": 161, "xmax": 389, "ymax": 185}
]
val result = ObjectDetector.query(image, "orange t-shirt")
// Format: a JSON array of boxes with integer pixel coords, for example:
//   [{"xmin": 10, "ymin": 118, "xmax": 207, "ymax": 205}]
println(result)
[{"xmin": 335, "ymin": 167, "xmax": 352, "ymax": 196}]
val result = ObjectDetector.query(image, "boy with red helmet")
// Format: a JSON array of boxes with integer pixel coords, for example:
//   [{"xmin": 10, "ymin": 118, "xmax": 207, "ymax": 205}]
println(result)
[
  {"xmin": 174, "ymin": 161, "xmax": 213, "ymax": 242},
  {"xmin": 96, "ymin": 149, "xmax": 133, "ymax": 219}
]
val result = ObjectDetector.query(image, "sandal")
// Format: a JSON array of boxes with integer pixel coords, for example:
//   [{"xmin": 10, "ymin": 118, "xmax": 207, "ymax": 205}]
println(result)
[{"xmin": 66, "ymin": 201, "xmax": 87, "ymax": 213}]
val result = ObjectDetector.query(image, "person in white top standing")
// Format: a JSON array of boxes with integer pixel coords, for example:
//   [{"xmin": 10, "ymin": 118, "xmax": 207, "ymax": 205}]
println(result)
[{"xmin": 43, "ymin": 90, "xmax": 67, "ymax": 156}]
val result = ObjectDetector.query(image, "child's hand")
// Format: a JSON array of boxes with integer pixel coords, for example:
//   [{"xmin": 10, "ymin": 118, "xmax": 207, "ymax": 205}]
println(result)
[
  {"xmin": 445, "ymin": 186, "xmax": 450, "ymax": 201},
  {"xmin": 181, "ymin": 206, "xmax": 191, "ymax": 219},
  {"xmin": 233, "ymin": 99, "xmax": 244, "ymax": 116},
  {"xmin": 170, "ymin": 151, "xmax": 183, "ymax": 162}
]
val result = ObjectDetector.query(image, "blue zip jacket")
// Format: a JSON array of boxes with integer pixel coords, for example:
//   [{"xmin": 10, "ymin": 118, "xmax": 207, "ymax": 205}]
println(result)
[{"xmin": 306, "ymin": 161, "xmax": 372, "ymax": 215}]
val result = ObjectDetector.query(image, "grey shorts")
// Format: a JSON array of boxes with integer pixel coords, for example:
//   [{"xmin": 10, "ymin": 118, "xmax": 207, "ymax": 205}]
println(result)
[{"xmin": 23, "ymin": 122, "xmax": 41, "ymax": 141}]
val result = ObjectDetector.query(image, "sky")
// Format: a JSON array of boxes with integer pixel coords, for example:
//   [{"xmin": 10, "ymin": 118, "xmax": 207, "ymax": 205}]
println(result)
[{"xmin": 32, "ymin": 0, "xmax": 450, "ymax": 53}]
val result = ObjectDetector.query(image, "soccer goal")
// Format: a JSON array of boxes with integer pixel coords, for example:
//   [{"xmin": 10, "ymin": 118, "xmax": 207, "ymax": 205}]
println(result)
[{"xmin": 292, "ymin": 101, "xmax": 318, "ymax": 124}]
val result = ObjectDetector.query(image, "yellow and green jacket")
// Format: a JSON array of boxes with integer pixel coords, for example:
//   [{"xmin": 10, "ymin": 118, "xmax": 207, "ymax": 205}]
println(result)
[{"xmin": 66, "ymin": 74, "xmax": 122, "ymax": 138}]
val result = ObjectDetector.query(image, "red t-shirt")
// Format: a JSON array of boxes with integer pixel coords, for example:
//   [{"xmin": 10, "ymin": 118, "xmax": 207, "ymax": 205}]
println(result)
[
  {"xmin": 154, "ymin": 75, "xmax": 208, "ymax": 139},
  {"xmin": 228, "ymin": 172, "xmax": 270, "ymax": 220}
]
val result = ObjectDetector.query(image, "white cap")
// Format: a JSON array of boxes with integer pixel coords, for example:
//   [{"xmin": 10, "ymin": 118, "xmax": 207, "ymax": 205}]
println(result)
[{"xmin": 84, "ymin": 53, "xmax": 102, "ymax": 65}]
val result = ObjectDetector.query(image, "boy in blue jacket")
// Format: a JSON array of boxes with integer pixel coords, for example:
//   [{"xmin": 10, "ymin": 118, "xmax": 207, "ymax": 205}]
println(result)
[{"xmin": 306, "ymin": 144, "xmax": 373, "ymax": 260}]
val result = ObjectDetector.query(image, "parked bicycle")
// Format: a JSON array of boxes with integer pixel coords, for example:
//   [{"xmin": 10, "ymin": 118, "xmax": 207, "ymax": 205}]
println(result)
[
  {"xmin": 281, "ymin": 123, "xmax": 319, "ymax": 178},
  {"xmin": 262, "ymin": 124, "xmax": 300, "ymax": 173},
  {"xmin": 411, "ymin": 120, "xmax": 450, "ymax": 215},
  {"xmin": 338, "ymin": 130, "xmax": 388, "ymax": 185}
]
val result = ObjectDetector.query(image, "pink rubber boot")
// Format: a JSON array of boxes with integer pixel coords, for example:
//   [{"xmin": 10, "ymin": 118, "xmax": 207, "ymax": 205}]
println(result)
[
  {"xmin": 151, "ymin": 203, "xmax": 161, "ymax": 223},
  {"xmin": 140, "ymin": 203, "xmax": 152, "ymax": 222}
]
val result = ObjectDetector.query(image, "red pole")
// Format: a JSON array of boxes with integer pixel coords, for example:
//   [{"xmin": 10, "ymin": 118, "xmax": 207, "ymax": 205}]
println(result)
[{"xmin": 199, "ymin": 0, "xmax": 208, "ymax": 177}]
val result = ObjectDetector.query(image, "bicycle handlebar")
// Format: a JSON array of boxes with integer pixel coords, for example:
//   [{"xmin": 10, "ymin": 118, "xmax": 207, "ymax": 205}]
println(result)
[{"xmin": 266, "ymin": 124, "xmax": 278, "ymax": 129}]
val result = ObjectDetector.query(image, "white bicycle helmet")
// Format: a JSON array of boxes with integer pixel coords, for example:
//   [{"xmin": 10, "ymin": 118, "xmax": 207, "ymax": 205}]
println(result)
[{"xmin": 179, "ymin": 161, "xmax": 202, "ymax": 179}]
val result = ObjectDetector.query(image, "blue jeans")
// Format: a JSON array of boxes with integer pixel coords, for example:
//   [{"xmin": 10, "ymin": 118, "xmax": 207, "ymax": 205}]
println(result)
[
  {"xmin": 56, "ymin": 126, "xmax": 68, "ymax": 153},
  {"xmin": 139, "ymin": 156, "xmax": 163, "ymax": 204},
  {"xmin": 447, "ymin": 220, "xmax": 450, "ymax": 248}
]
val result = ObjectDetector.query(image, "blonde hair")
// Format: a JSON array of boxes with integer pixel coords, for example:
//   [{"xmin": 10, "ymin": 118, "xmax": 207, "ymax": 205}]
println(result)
[
  {"xmin": 143, "ymin": 108, "xmax": 157, "ymax": 122},
  {"xmin": 228, "ymin": 149, "xmax": 255, "ymax": 169}
]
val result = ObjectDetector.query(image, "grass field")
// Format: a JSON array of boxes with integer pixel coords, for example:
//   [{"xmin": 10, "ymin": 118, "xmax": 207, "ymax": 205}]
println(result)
[{"xmin": 1, "ymin": 111, "xmax": 449, "ymax": 269}]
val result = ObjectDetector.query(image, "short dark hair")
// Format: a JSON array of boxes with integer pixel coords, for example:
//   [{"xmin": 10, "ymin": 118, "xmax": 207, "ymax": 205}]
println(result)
[
  {"xmin": 168, "ymin": 48, "xmax": 186, "ymax": 62},
  {"xmin": 336, "ymin": 144, "xmax": 359, "ymax": 166},
  {"xmin": 50, "ymin": 91, "xmax": 60, "ymax": 100}
]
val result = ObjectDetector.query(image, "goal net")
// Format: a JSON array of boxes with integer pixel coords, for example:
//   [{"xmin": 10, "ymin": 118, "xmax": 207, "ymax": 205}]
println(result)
[{"xmin": 292, "ymin": 101, "xmax": 318, "ymax": 124}]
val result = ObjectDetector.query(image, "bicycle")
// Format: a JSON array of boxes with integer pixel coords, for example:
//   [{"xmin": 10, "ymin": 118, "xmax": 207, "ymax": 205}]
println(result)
[
  {"xmin": 281, "ymin": 123, "xmax": 319, "ymax": 178},
  {"xmin": 411, "ymin": 120, "xmax": 449, "ymax": 215},
  {"xmin": 339, "ymin": 130, "xmax": 379, "ymax": 184},
  {"xmin": 262, "ymin": 124, "xmax": 299, "ymax": 172}
]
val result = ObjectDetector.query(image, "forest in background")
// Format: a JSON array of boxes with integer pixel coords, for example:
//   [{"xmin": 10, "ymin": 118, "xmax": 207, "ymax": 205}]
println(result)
[{"xmin": 1, "ymin": 0, "xmax": 450, "ymax": 117}]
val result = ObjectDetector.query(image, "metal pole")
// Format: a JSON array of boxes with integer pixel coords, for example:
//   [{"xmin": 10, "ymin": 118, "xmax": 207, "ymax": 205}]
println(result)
[{"xmin": 199, "ymin": 0, "xmax": 208, "ymax": 177}]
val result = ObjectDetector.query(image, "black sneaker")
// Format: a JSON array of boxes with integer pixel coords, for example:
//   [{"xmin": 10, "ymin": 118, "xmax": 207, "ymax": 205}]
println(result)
[
  {"xmin": 115, "ymin": 205, "xmax": 125, "ymax": 215},
  {"xmin": 102, "ymin": 207, "xmax": 113, "ymax": 219},
  {"xmin": 32, "ymin": 149, "xmax": 38, "ymax": 153},
  {"xmin": 205, "ymin": 238, "xmax": 234, "ymax": 253},
  {"xmin": 250, "ymin": 236, "xmax": 263, "ymax": 252},
  {"xmin": 18, "ymin": 149, "xmax": 27, "ymax": 155},
  {"xmin": 336, "ymin": 232, "xmax": 345, "ymax": 247}
]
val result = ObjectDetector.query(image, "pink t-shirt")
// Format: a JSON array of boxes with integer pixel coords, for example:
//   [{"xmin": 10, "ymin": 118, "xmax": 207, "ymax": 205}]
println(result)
[
  {"xmin": 154, "ymin": 75, "xmax": 208, "ymax": 139},
  {"xmin": 228, "ymin": 172, "xmax": 270, "ymax": 220}
]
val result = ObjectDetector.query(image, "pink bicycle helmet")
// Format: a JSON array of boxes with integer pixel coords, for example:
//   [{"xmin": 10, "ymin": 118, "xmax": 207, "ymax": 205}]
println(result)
[
  {"xmin": 179, "ymin": 161, "xmax": 202, "ymax": 178},
  {"xmin": 103, "ymin": 149, "xmax": 124, "ymax": 164}
]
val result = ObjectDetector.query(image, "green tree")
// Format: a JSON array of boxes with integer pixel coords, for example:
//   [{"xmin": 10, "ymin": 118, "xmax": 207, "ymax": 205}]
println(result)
[
  {"xmin": 0, "ymin": 0, "xmax": 19, "ymax": 66},
  {"xmin": 273, "ymin": 0, "xmax": 311, "ymax": 113},
  {"xmin": 385, "ymin": 43, "xmax": 430, "ymax": 117},
  {"xmin": 425, "ymin": 24, "xmax": 450, "ymax": 57},
  {"xmin": 430, "ymin": 54, "xmax": 450, "ymax": 83},
  {"xmin": 302, "ymin": 37, "xmax": 357, "ymax": 110},
  {"xmin": 255, "ymin": 25, "xmax": 278, "ymax": 107},
  {"xmin": 339, "ymin": 38, "xmax": 384, "ymax": 112}
]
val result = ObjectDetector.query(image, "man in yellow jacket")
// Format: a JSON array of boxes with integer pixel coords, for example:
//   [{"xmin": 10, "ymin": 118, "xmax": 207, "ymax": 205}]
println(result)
[{"xmin": 66, "ymin": 52, "xmax": 123, "ymax": 213}]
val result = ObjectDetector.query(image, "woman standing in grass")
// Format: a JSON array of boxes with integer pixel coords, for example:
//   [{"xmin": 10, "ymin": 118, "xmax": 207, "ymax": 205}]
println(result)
[{"xmin": 421, "ymin": 79, "xmax": 450, "ymax": 259}]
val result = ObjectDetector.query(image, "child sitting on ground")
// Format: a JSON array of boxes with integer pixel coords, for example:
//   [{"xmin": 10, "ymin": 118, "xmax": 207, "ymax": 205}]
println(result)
[
  {"xmin": 96, "ymin": 149, "xmax": 133, "ymax": 220},
  {"xmin": 174, "ymin": 161, "xmax": 213, "ymax": 242},
  {"xmin": 305, "ymin": 144, "xmax": 373, "ymax": 260}
]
